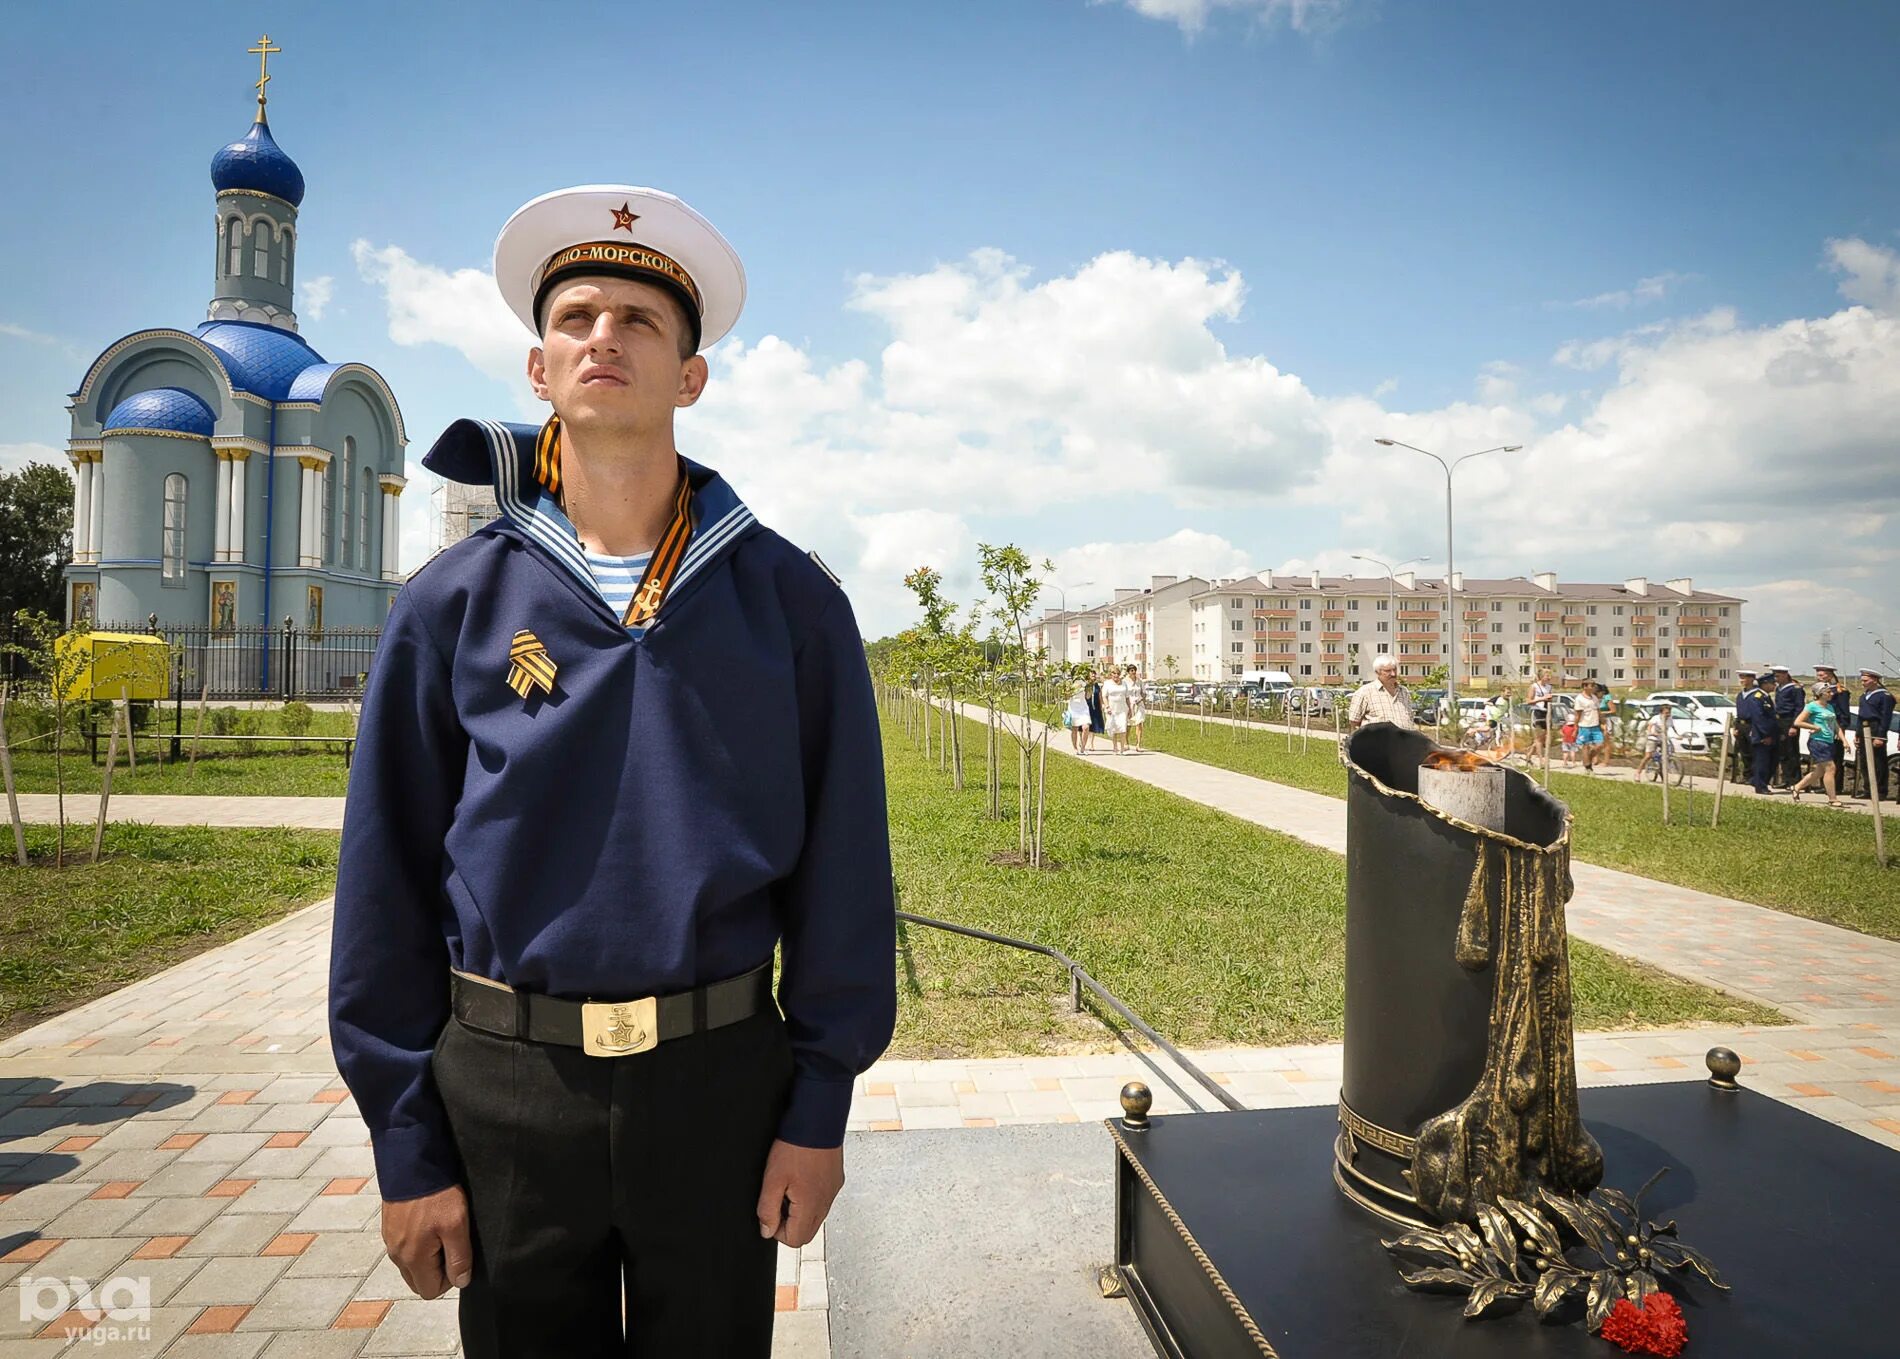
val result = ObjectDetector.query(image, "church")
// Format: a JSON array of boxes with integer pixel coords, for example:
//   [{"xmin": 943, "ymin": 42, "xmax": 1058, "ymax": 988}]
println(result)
[{"xmin": 61, "ymin": 38, "xmax": 407, "ymax": 637}]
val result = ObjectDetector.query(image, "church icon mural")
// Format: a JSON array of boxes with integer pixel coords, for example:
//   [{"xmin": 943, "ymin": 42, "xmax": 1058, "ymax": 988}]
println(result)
[{"xmin": 60, "ymin": 37, "xmax": 410, "ymax": 635}]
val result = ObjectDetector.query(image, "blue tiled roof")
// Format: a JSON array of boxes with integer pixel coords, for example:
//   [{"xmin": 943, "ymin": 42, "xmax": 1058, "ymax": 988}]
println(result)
[
  {"xmin": 210, "ymin": 115, "xmax": 305, "ymax": 207},
  {"xmin": 194, "ymin": 321, "xmax": 326, "ymax": 401},
  {"xmin": 285, "ymin": 362, "xmax": 343, "ymax": 402},
  {"xmin": 102, "ymin": 387, "xmax": 216, "ymax": 437}
]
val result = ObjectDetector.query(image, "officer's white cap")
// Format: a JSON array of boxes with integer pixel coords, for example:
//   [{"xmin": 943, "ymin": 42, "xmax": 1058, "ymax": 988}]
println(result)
[{"xmin": 493, "ymin": 184, "xmax": 746, "ymax": 352}]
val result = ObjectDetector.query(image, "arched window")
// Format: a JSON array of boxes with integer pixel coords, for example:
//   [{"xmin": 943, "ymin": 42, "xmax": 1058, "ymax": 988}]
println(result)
[
  {"xmin": 339, "ymin": 438, "xmax": 353, "ymax": 566},
  {"xmin": 253, "ymin": 220, "xmax": 269, "ymax": 278},
  {"xmin": 322, "ymin": 455, "xmax": 335, "ymax": 564},
  {"xmin": 277, "ymin": 226, "xmax": 291, "ymax": 285},
  {"xmin": 226, "ymin": 218, "xmax": 243, "ymax": 277},
  {"xmin": 162, "ymin": 473, "xmax": 187, "ymax": 585},
  {"xmin": 359, "ymin": 466, "xmax": 373, "ymax": 571}
]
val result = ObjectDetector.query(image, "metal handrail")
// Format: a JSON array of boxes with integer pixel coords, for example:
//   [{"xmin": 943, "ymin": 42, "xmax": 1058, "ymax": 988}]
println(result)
[{"xmin": 895, "ymin": 905, "xmax": 1244, "ymax": 1114}]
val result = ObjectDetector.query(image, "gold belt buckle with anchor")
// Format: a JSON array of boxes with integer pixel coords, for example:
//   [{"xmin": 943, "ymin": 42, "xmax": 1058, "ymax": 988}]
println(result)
[{"xmin": 580, "ymin": 995, "xmax": 659, "ymax": 1056}]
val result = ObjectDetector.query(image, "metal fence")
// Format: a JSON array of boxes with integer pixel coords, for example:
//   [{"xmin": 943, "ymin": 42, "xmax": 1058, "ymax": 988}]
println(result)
[{"xmin": 1, "ymin": 617, "xmax": 383, "ymax": 702}]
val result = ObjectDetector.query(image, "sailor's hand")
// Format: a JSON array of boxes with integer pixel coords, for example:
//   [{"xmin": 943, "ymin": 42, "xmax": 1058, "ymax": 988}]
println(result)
[
  {"xmin": 382, "ymin": 1184, "xmax": 474, "ymax": 1299},
  {"xmin": 756, "ymin": 1139, "xmax": 844, "ymax": 1249}
]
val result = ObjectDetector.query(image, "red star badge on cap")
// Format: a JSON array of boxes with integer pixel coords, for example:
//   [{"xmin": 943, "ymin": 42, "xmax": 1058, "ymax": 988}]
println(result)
[{"xmin": 610, "ymin": 201, "xmax": 639, "ymax": 232}]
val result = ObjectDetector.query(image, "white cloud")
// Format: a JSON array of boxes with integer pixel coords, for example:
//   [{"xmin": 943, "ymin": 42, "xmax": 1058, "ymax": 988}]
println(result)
[
  {"xmin": 351, "ymin": 240, "xmax": 535, "ymax": 404},
  {"xmin": 1476, "ymin": 360, "xmax": 1520, "ymax": 403},
  {"xmin": 353, "ymin": 232, "xmax": 1900, "ymax": 661},
  {"xmin": 1102, "ymin": 0, "xmax": 1350, "ymax": 37},
  {"xmin": 300, "ymin": 275, "xmax": 334, "ymax": 322},
  {"xmin": 0, "ymin": 442, "xmax": 63, "ymax": 475},
  {"xmin": 1048, "ymin": 530, "xmax": 1258, "ymax": 606},
  {"xmin": 1568, "ymin": 271, "xmax": 1691, "ymax": 310},
  {"xmin": 1826, "ymin": 237, "xmax": 1900, "ymax": 313},
  {"xmin": 0, "ymin": 322, "xmax": 84, "ymax": 359}
]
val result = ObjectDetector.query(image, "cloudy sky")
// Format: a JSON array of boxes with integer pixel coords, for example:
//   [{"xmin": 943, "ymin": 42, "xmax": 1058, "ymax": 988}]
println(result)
[{"xmin": 3, "ymin": 1, "xmax": 1897, "ymax": 668}]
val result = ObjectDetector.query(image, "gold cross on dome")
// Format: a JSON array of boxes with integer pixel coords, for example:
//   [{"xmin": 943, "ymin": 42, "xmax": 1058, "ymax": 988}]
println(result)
[{"xmin": 248, "ymin": 34, "xmax": 282, "ymax": 110}]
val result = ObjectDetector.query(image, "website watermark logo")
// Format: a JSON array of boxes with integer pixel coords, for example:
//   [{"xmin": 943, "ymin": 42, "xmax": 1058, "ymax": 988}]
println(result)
[{"xmin": 16, "ymin": 1274, "xmax": 152, "ymax": 1345}]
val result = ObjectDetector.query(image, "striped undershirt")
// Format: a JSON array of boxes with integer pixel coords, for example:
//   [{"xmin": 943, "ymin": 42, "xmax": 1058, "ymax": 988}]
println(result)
[{"xmin": 583, "ymin": 548, "xmax": 653, "ymax": 630}]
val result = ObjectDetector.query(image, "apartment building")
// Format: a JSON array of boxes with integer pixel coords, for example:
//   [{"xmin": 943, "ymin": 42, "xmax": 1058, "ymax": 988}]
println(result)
[
  {"xmin": 1103, "ymin": 575, "xmax": 1208, "ymax": 678},
  {"xmin": 1027, "ymin": 606, "xmax": 1101, "ymax": 666},
  {"xmin": 1188, "ymin": 570, "xmax": 1744, "ymax": 690}
]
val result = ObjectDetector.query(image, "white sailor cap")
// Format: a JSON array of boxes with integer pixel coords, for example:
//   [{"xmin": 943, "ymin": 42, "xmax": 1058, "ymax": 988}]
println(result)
[{"xmin": 493, "ymin": 184, "xmax": 746, "ymax": 353}]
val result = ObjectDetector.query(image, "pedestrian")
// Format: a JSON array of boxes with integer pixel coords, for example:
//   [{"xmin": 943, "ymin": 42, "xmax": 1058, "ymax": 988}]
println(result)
[
  {"xmin": 1730, "ymin": 668, "xmax": 1759, "ymax": 785},
  {"xmin": 1065, "ymin": 674, "xmax": 1092, "ymax": 754},
  {"xmin": 1771, "ymin": 664, "xmax": 1803, "ymax": 788},
  {"xmin": 1086, "ymin": 669, "xmax": 1106, "ymax": 750},
  {"xmin": 1102, "ymin": 665, "xmax": 1131, "ymax": 754},
  {"xmin": 1571, "ymin": 680, "xmax": 1607, "ymax": 773},
  {"xmin": 1125, "ymin": 665, "xmax": 1147, "ymax": 751},
  {"xmin": 1737, "ymin": 669, "xmax": 1780, "ymax": 794},
  {"xmin": 328, "ymin": 184, "xmax": 897, "ymax": 1358},
  {"xmin": 1347, "ymin": 654, "xmax": 1417, "ymax": 730},
  {"xmin": 1791, "ymin": 681, "xmax": 1844, "ymax": 806},
  {"xmin": 1529, "ymin": 668, "xmax": 1554, "ymax": 735},
  {"xmin": 1856, "ymin": 667, "xmax": 1895, "ymax": 801}
]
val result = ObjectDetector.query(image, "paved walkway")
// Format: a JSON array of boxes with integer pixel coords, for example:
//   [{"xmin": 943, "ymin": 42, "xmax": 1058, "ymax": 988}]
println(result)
[
  {"xmin": 10, "ymin": 796, "xmax": 344, "ymax": 831},
  {"xmin": 1141, "ymin": 704, "xmax": 1887, "ymax": 814},
  {"xmin": 1, "ymin": 895, "xmax": 1894, "ymax": 1357},
  {"xmin": 981, "ymin": 701, "xmax": 1900, "ymax": 1025}
]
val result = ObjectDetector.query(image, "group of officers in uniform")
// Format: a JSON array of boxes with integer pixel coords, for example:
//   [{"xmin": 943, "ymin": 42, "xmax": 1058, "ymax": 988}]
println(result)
[{"xmin": 1733, "ymin": 663, "xmax": 1893, "ymax": 800}]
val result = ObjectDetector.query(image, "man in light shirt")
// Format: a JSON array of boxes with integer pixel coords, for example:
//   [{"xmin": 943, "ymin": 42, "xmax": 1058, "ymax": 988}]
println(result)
[{"xmin": 1349, "ymin": 655, "xmax": 1417, "ymax": 730}]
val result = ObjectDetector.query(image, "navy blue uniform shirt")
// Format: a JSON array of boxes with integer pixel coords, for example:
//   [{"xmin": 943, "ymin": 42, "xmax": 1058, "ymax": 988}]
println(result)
[
  {"xmin": 1737, "ymin": 685, "xmax": 1778, "ymax": 739},
  {"xmin": 1861, "ymin": 685, "xmax": 1896, "ymax": 744},
  {"xmin": 328, "ymin": 419, "xmax": 897, "ymax": 1202},
  {"xmin": 1773, "ymin": 681, "xmax": 1803, "ymax": 723}
]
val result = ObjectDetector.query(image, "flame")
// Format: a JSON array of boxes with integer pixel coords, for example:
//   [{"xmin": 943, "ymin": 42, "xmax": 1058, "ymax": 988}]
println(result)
[{"xmin": 1422, "ymin": 748, "xmax": 1506, "ymax": 772}]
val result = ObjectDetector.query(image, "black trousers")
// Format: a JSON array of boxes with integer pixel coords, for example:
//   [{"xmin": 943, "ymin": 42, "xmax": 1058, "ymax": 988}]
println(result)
[
  {"xmin": 1859, "ymin": 740, "xmax": 1890, "ymax": 800},
  {"xmin": 432, "ymin": 1003, "xmax": 795, "ymax": 1358},
  {"xmin": 1749, "ymin": 738, "xmax": 1778, "ymax": 793},
  {"xmin": 1777, "ymin": 728, "xmax": 1802, "ymax": 786}
]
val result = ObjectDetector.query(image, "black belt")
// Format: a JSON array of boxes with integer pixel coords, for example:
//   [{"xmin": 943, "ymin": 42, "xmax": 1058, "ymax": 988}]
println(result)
[{"xmin": 448, "ymin": 961, "xmax": 774, "ymax": 1057}]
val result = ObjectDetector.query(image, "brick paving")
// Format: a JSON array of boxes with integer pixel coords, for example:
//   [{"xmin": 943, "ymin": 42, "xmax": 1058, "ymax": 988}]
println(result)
[{"xmin": 3, "ymin": 726, "xmax": 1897, "ymax": 1353}]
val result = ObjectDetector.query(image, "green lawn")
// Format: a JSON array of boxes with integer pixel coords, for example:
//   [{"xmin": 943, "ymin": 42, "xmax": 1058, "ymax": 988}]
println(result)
[
  {"xmin": 885, "ymin": 706, "xmax": 1778, "ymax": 1060},
  {"xmin": 1136, "ymin": 713, "xmax": 1900, "ymax": 940},
  {"xmin": 0, "ymin": 824, "xmax": 340, "ymax": 1041},
  {"xmin": 5, "ymin": 705, "xmax": 355, "ymax": 796}
]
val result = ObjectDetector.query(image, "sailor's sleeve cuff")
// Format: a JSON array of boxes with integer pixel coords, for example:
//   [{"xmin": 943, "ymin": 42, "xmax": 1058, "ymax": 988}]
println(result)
[
  {"xmin": 368, "ymin": 1122, "xmax": 464, "ymax": 1203},
  {"xmin": 775, "ymin": 1074, "xmax": 855, "ymax": 1149}
]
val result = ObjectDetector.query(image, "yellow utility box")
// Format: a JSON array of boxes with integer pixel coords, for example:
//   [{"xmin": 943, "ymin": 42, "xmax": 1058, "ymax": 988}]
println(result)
[{"xmin": 52, "ymin": 631, "xmax": 170, "ymax": 701}]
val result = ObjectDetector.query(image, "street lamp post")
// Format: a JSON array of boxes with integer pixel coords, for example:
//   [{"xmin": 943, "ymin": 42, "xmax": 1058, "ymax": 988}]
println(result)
[
  {"xmin": 1373, "ymin": 439, "xmax": 1522, "ymax": 714},
  {"xmin": 1350, "ymin": 553, "xmax": 1423, "ymax": 674}
]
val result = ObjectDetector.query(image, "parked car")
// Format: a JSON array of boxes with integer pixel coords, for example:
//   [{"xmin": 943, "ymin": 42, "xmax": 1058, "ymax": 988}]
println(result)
[
  {"xmin": 1643, "ymin": 690, "xmax": 1733, "ymax": 742},
  {"xmin": 1621, "ymin": 699, "xmax": 1710, "ymax": 752},
  {"xmin": 1171, "ymin": 682, "xmax": 1199, "ymax": 701},
  {"xmin": 1411, "ymin": 687, "xmax": 1447, "ymax": 723},
  {"xmin": 1436, "ymin": 696, "xmax": 1493, "ymax": 728}
]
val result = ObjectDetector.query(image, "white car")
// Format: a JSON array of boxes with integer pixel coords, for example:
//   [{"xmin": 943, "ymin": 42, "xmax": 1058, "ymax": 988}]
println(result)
[
  {"xmin": 1645, "ymin": 690, "xmax": 1734, "ymax": 743},
  {"xmin": 1623, "ymin": 699, "xmax": 1709, "ymax": 752}
]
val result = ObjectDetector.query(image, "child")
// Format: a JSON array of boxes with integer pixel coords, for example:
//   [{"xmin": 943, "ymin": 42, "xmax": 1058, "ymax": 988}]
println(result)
[{"xmin": 1560, "ymin": 718, "xmax": 1579, "ymax": 766}]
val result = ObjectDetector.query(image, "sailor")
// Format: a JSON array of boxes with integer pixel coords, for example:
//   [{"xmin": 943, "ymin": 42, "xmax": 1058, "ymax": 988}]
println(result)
[
  {"xmin": 1729, "ymin": 667, "xmax": 1758, "ymax": 784},
  {"xmin": 1736, "ymin": 669, "xmax": 1779, "ymax": 795},
  {"xmin": 328, "ymin": 184, "xmax": 897, "ymax": 1357},
  {"xmin": 1770, "ymin": 664, "xmax": 1803, "ymax": 788}
]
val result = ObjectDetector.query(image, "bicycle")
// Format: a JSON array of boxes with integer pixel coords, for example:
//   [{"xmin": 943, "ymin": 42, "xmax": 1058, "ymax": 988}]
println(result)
[{"xmin": 1636, "ymin": 736, "xmax": 1689, "ymax": 786}]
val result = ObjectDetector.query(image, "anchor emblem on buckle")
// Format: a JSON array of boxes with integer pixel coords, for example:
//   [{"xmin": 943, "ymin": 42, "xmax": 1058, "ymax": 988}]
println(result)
[{"xmin": 581, "ymin": 996, "xmax": 659, "ymax": 1056}]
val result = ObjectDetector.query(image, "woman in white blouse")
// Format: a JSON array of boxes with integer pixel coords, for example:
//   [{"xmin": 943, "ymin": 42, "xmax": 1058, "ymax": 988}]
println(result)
[
  {"xmin": 1065, "ymin": 676, "xmax": 1093, "ymax": 754},
  {"xmin": 1102, "ymin": 667, "xmax": 1132, "ymax": 755},
  {"xmin": 1124, "ymin": 665, "xmax": 1147, "ymax": 752}
]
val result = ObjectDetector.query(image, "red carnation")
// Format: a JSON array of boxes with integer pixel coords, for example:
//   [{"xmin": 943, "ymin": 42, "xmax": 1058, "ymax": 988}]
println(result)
[
  {"xmin": 1642, "ymin": 1292, "xmax": 1687, "ymax": 1357},
  {"xmin": 1599, "ymin": 1291, "xmax": 1688, "ymax": 1356}
]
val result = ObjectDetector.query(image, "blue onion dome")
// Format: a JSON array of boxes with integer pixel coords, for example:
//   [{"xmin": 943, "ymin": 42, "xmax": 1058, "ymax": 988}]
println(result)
[
  {"xmin": 210, "ymin": 114, "xmax": 305, "ymax": 207},
  {"xmin": 102, "ymin": 387, "xmax": 216, "ymax": 437},
  {"xmin": 194, "ymin": 321, "xmax": 325, "ymax": 400}
]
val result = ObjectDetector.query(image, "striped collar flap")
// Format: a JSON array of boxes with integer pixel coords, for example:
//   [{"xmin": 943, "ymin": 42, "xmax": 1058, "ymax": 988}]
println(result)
[{"xmin": 421, "ymin": 417, "xmax": 757, "ymax": 615}]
